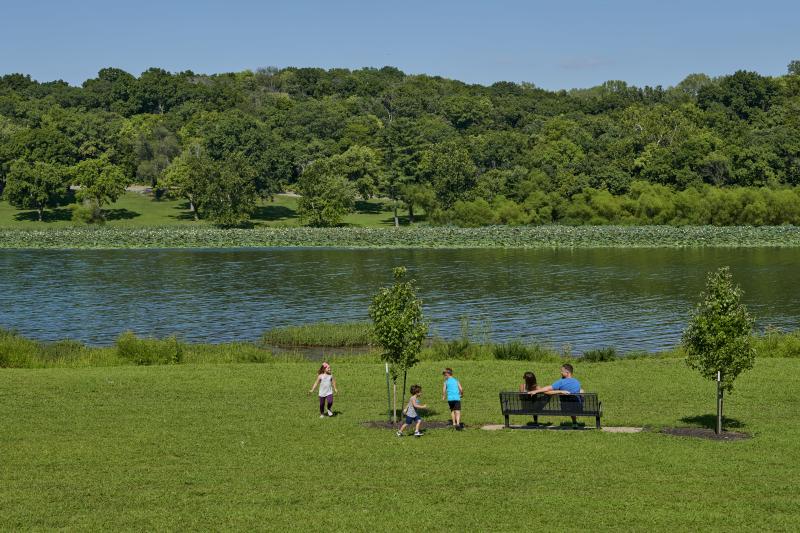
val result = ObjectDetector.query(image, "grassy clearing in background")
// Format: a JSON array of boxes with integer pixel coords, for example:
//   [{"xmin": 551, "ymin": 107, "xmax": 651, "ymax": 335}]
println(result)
[
  {"xmin": 0, "ymin": 192, "xmax": 402, "ymax": 230},
  {"xmin": 2, "ymin": 358, "xmax": 799, "ymax": 530}
]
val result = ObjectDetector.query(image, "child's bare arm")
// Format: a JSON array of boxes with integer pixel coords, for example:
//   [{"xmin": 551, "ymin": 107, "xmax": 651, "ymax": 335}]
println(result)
[
  {"xmin": 332, "ymin": 376, "xmax": 338, "ymax": 393},
  {"xmin": 309, "ymin": 375, "xmax": 321, "ymax": 393}
]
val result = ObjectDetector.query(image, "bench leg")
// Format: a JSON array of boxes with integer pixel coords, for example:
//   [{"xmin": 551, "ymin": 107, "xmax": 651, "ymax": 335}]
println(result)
[
  {"xmin": 505, "ymin": 414, "xmax": 509, "ymax": 428},
  {"xmin": 533, "ymin": 415, "xmax": 538, "ymax": 426},
  {"xmin": 596, "ymin": 415, "xmax": 601, "ymax": 430}
]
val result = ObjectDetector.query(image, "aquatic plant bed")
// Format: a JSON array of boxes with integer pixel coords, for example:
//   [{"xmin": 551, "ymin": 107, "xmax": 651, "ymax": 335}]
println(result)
[{"xmin": 2, "ymin": 225, "xmax": 800, "ymax": 249}]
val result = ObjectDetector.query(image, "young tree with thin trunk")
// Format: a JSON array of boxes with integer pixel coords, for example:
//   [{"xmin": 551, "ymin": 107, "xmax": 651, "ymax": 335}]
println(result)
[
  {"xmin": 369, "ymin": 267, "xmax": 427, "ymax": 423},
  {"xmin": 682, "ymin": 266, "xmax": 755, "ymax": 434}
]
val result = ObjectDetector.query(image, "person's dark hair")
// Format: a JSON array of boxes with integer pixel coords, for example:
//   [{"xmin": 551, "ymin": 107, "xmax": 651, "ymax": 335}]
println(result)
[
  {"xmin": 523, "ymin": 371, "xmax": 537, "ymax": 391},
  {"xmin": 317, "ymin": 365, "xmax": 327, "ymax": 375},
  {"xmin": 410, "ymin": 384, "xmax": 422, "ymax": 395},
  {"xmin": 562, "ymin": 363, "xmax": 574, "ymax": 374}
]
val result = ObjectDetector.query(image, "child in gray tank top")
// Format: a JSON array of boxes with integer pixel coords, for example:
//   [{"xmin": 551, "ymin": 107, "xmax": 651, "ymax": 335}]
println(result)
[{"xmin": 397, "ymin": 385, "xmax": 427, "ymax": 437}]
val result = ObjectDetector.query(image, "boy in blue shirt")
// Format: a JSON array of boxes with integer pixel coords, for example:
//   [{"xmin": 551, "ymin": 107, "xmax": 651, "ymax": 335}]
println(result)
[{"xmin": 442, "ymin": 368, "xmax": 464, "ymax": 430}]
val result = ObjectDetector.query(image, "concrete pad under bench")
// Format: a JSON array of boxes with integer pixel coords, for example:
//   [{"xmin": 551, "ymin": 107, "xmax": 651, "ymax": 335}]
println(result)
[{"xmin": 481, "ymin": 424, "xmax": 643, "ymax": 433}]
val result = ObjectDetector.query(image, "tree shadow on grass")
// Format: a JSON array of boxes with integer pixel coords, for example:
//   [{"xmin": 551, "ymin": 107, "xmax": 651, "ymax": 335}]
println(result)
[
  {"xmin": 354, "ymin": 200, "xmax": 388, "ymax": 215},
  {"xmin": 103, "ymin": 208, "xmax": 141, "ymax": 221},
  {"xmin": 170, "ymin": 202, "xmax": 198, "ymax": 221},
  {"xmin": 681, "ymin": 414, "xmax": 745, "ymax": 429},
  {"xmin": 13, "ymin": 207, "xmax": 74, "ymax": 223},
  {"xmin": 251, "ymin": 204, "xmax": 297, "ymax": 222}
]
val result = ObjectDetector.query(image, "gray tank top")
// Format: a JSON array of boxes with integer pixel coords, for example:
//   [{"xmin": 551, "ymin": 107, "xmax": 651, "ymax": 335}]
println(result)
[{"xmin": 406, "ymin": 397, "xmax": 418, "ymax": 417}]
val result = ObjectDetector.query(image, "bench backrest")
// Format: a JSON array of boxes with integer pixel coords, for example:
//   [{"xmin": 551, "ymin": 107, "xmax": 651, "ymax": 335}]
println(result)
[{"xmin": 499, "ymin": 391, "xmax": 600, "ymax": 415}]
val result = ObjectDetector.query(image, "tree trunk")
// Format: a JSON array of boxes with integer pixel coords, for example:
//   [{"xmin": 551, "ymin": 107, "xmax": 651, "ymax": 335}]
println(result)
[
  {"xmin": 393, "ymin": 202, "xmax": 399, "ymax": 227},
  {"xmin": 408, "ymin": 204, "xmax": 415, "ymax": 224},
  {"xmin": 37, "ymin": 206, "xmax": 43, "ymax": 222},
  {"xmin": 188, "ymin": 196, "xmax": 199, "ymax": 221},
  {"xmin": 392, "ymin": 382, "xmax": 397, "ymax": 424},
  {"xmin": 716, "ymin": 372, "xmax": 724, "ymax": 434},
  {"xmin": 400, "ymin": 370, "xmax": 407, "ymax": 422},
  {"xmin": 385, "ymin": 364, "xmax": 392, "ymax": 422}
]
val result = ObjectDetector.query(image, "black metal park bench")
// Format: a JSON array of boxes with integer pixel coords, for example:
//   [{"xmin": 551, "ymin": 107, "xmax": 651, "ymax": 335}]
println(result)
[{"xmin": 499, "ymin": 392, "xmax": 602, "ymax": 429}]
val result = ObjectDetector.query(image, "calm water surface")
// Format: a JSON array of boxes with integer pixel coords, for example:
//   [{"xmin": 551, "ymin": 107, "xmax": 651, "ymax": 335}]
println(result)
[{"xmin": 0, "ymin": 248, "xmax": 797, "ymax": 353}]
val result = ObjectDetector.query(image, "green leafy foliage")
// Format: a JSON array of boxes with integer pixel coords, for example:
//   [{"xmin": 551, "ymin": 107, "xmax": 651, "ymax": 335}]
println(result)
[
  {"xmin": 115, "ymin": 331, "xmax": 184, "ymax": 365},
  {"xmin": 262, "ymin": 322, "xmax": 374, "ymax": 347},
  {"xmin": 4, "ymin": 66, "xmax": 800, "ymax": 227},
  {"xmin": 3, "ymin": 160, "xmax": 68, "ymax": 220},
  {"xmin": 492, "ymin": 341, "xmax": 559, "ymax": 361},
  {"xmin": 582, "ymin": 347, "xmax": 618, "ymax": 362},
  {"xmin": 682, "ymin": 267, "xmax": 755, "ymax": 392},
  {"xmin": 369, "ymin": 266, "xmax": 428, "ymax": 382}
]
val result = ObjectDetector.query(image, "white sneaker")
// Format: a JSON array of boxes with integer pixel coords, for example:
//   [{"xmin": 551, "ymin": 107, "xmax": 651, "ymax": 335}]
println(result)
[
  {"xmin": 327, "ymin": 410, "xmax": 334, "ymax": 417},
  {"xmin": 320, "ymin": 414, "xmax": 325, "ymax": 418},
  {"xmin": 396, "ymin": 431, "xmax": 403, "ymax": 437},
  {"xmin": 414, "ymin": 431, "xmax": 423, "ymax": 437}
]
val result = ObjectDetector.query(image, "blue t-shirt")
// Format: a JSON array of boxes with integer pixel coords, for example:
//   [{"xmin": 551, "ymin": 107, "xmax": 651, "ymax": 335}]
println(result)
[
  {"xmin": 551, "ymin": 377, "xmax": 581, "ymax": 394},
  {"xmin": 445, "ymin": 377, "xmax": 461, "ymax": 401}
]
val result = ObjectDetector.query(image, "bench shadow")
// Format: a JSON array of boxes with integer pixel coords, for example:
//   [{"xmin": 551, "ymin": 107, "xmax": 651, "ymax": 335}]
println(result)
[{"xmin": 681, "ymin": 414, "xmax": 745, "ymax": 429}]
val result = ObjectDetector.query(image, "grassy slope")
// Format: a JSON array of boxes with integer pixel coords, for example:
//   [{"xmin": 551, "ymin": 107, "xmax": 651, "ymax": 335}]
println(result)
[
  {"xmin": 2, "ymin": 358, "xmax": 798, "ymax": 531},
  {"xmin": 0, "ymin": 193, "xmax": 404, "ymax": 229}
]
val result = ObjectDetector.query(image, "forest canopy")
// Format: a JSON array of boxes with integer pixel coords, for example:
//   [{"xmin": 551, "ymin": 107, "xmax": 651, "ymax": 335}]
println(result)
[{"xmin": 1, "ymin": 63, "xmax": 799, "ymax": 226}]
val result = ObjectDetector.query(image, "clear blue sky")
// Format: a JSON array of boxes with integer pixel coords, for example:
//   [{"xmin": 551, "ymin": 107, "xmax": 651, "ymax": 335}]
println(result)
[{"xmin": 1, "ymin": 0, "xmax": 798, "ymax": 90}]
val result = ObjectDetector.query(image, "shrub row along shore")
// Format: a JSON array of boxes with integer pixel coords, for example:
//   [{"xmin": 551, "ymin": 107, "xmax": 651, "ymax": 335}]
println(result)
[
  {"xmin": 2, "ymin": 326, "xmax": 798, "ymax": 369},
  {"xmin": 2, "ymin": 225, "xmax": 800, "ymax": 249}
]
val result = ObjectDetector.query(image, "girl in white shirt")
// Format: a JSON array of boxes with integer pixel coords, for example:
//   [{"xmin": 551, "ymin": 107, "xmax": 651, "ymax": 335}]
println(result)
[{"xmin": 310, "ymin": 362, "xmax": 338, "ymax": 418}]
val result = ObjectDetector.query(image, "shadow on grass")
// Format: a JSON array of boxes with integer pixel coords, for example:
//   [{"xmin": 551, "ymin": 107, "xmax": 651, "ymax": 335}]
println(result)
[
  {"xmin": 354, "ymin": 200, "xmax": 387, "ymax": 215},
  {"xmin": 377, "ymin": 213, "xmax": 428, "ymax": 226},
  {"xmin": 104, "ymin": 208, "xmax": 141, "ymax": 221},
  {"xmin": 170, "ymin": 202, "xmax": 197, "ymax": 220},
  {"xmin": 252, "ymin": 204, "xmax": 297, "ymax": 222},
  {"xmin": 681, "ymin": 414, "xmax": 745, "ymax": 429},
  {"xmin": 13, "ymin": 207, "xmax": 74, "ymax": 223}
]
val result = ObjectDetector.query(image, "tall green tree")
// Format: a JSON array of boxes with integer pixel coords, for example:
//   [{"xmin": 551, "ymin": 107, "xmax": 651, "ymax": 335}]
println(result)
[
  {"xmin": 369, "ymin": 267, "xmax": 428, "ymax": 423},
  {"xmin": 3, "ymin": 160, "xmax": 67, "ymax": 221},
  {"xmin": 72, "ymin": 155, "xmax": 129, "ymax": 221},
  {"xmin": 163, "ymin": 145, "xmax": 257, "ymax": 225},
  {"xmin": 296, "ymin": 157, "xmax": 357, "ymax": 227},
  {"xmin": 682, "ymin": 267, "xmax": 756, "ymax": 433}
]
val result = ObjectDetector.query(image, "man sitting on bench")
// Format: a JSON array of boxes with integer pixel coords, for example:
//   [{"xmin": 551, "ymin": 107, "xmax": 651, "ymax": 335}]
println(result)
[{"xmin": 527, "ymin": 363, "xmax": 583, "ymax": 427}]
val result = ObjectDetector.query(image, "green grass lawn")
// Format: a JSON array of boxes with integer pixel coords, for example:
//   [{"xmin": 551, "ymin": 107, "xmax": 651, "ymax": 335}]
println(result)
[
  {"xmin": 0, "ymin": 192, "xmax": 409, "ymax": 229},
  {"xmin": 2, "ymin": 357, "xmax": 798, "ymax": 530}
]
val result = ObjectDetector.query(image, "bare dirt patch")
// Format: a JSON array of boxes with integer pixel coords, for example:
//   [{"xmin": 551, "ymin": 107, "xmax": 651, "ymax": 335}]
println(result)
[{"xmin": 662, "ymin": 427, "xmax": 751, "ymax": 441}]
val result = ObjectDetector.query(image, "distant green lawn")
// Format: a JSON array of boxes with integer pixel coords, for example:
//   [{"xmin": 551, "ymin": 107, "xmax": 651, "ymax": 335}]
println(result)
[
  {"xmin": 0, "ymin": 192, "xmax": 413, "ymax": 229},
  {"xmin": 2, "ymin": 358, "xmax": 798, "ymax": 530}
]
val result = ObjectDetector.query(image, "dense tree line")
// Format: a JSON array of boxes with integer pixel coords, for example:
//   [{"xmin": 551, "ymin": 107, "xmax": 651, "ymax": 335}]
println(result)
[{"xmin": 1, "ymin": 63, "xmax": 799, "ymax": 225}]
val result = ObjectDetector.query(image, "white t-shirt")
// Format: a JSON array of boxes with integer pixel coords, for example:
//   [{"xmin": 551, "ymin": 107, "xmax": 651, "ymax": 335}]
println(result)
[{"xmin": 318, "ymin": 374, "xmax": 333, "ymax": 397}]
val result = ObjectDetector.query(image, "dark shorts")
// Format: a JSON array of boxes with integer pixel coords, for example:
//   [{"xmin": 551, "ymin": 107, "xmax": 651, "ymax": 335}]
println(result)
[
  {"xmin": 448, "ymin": 400, "xmax": 461, "ymax": 411},
  {"xmin": 405, "ymin": 415, "xmax": 422, "ymax": 424}
]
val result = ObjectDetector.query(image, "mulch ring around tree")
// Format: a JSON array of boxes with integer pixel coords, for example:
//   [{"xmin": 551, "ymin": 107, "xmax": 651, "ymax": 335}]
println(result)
[
  {"xmin": 662, "ymin": 427, "xmax": 751, "ymax": 441},
  {"xmin": 362, "ymin": 420, "xmax": 458, "ymax": 430}
]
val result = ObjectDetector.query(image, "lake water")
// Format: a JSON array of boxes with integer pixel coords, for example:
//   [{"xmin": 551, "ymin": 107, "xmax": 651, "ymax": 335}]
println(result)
[{"xmin": 0, "ymin": 248, "xmax": 797, "ymax": 353}]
